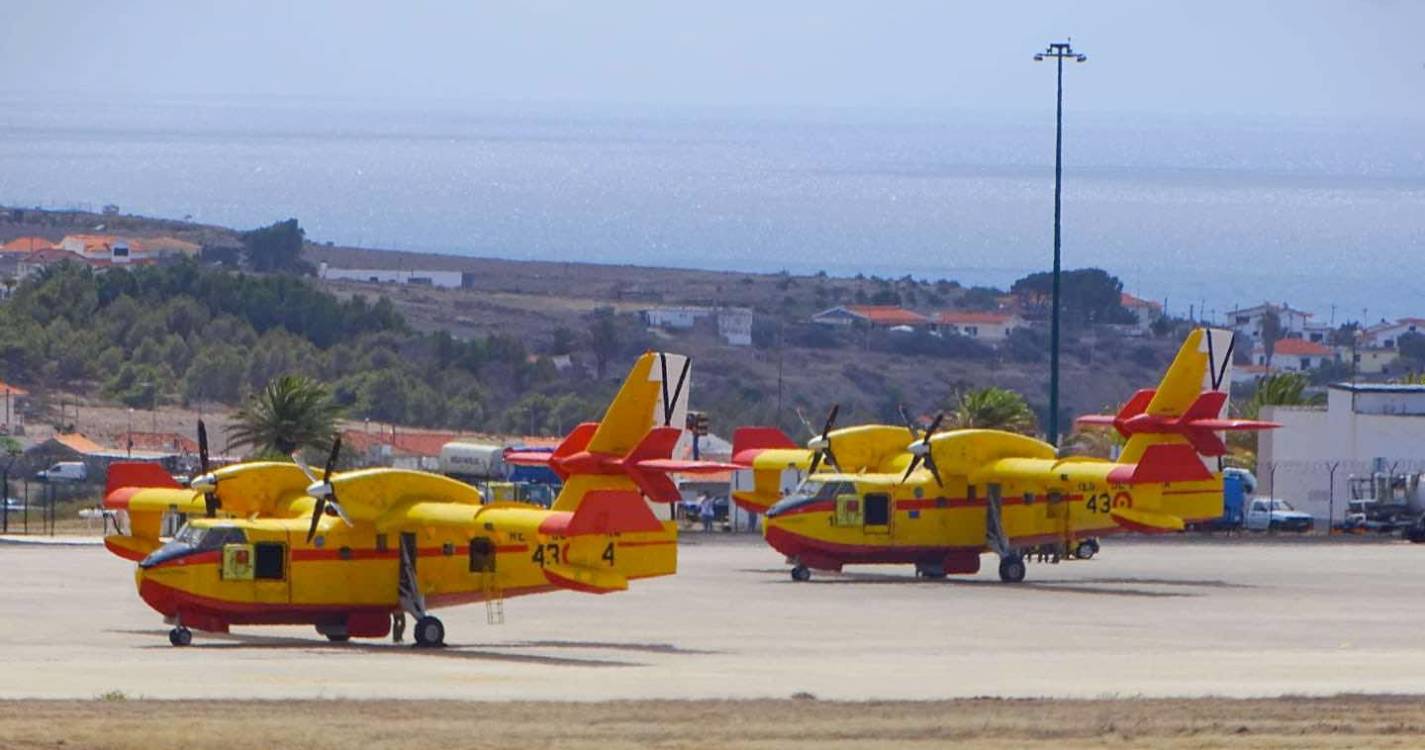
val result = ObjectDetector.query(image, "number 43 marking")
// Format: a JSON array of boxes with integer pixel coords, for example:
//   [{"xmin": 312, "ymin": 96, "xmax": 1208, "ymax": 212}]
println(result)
[{"xmin": 531, "ymin": 542, "xmax": 617, "ymax": 567}]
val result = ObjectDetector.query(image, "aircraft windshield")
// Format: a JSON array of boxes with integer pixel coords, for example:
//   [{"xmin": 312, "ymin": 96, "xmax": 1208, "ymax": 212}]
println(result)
[
  {"xmin": 141, "ymin": 524, "xmax": 248, "ymax": 568},
  {"xmin": 766, "ymin": 480, "xmax": 854, "ymax": 518}
]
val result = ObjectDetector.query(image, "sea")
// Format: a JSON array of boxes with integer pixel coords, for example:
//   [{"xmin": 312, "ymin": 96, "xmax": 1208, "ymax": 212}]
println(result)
[{"xmin": 1, "ymin": 93, "xmax": 1421, "ymax": 323}]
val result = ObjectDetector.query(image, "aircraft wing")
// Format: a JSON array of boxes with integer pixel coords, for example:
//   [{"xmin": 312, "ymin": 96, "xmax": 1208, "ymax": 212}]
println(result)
[{"xmin": 324, "ymin": 468, "xmax": 482, "ymax": 523}]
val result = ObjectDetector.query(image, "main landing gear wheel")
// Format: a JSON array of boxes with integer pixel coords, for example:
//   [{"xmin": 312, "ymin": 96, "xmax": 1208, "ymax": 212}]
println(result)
[
  {"xmin": 168, "ymin": 627, "xmax": 192, "ymax": 647},
  {"xmin": 998, "ymin": 555, "xmax": 1026, "ymax": 583},
  {"xmin": 1073, "ymin": 540, "xmax": 1098, "ymax": 560},
  {"xmin": 915, "ymin": 563, "xmax": 948, "ymax": 579},
  {"xmin": 413, "ymin": 615, "xmax": 445, "ymax": 647},
  {"xmin": 790, "ymin": 565, "xmax": 811, "ymax": 582},
  {"xmin": 325, "ymin": 634, "xmax": 351, "ymax": 643}
]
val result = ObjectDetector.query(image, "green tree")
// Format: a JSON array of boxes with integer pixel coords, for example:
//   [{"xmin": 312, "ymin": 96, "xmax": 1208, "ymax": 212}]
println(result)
[
  {"xmin": 227, "ymin": 374, "xmax": 341, "ymax": 456},
  {"xmin": 947, "ymin": 387, "xmax": 1036, "ymax": 434},
  {"xmin": 241, "ymin": 218, "xmax": 307, "ymax": 273},
  {"xmin": 1010, "ymin": 268, "xmax": 1135, "ymax": 326},
  {"xmin": 588, "ymin": 307, "xmax": 620, "ymax": 379},
  {"xmin": 1240, "ymin": 372, "xmax": 1323, "ymax": 420}
]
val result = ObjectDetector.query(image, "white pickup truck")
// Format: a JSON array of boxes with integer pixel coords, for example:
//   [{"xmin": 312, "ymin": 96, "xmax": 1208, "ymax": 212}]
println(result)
[{"xmin": 1245, "ymin": 497, "xmax": 1314, "ymax": 532}]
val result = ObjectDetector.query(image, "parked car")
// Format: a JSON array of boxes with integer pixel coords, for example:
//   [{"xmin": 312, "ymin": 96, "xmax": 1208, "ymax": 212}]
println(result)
[
  {"xmin": 34, "ymin": 462, "xmax": 87, "ymax": 483},
  {"xmin": 1245, "ymin": 497, "xmax": 1314, "ymax": 532}
]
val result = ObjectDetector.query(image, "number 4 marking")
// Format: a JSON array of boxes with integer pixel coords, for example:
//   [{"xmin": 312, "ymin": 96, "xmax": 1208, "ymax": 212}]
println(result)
[{"xmin": 602, "ymin": 542, "xmax": 615, "ymax": 566}]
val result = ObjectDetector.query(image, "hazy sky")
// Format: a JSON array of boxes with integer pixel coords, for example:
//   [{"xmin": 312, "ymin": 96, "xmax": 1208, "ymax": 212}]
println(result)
[{"xmin": 4, "ymin": 1, "xmax": 1424, "ymax": 120}]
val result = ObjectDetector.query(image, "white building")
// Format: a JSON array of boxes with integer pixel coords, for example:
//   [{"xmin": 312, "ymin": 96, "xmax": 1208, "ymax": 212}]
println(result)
[
  {"xmin": 318, "ymin": 262, "xmax": 472, "ymax": 289},
  {"xmin": 1361, "ymin": 318, "xmax": 1425, "ymax": 350},
  {"xmin": 1119, "ymin": 292, "xmax": 1163, "ymax": 334},
  {"xmin": 1225, "ymin": 302, "xmax": 1313, "ymax": 341},
  {"xmin": 1259, "ymin": 383, "xmax": 1425, "ymax": 525},
  {"xmin": 931, "ymin": 311, "xmax": 1023, "ymax": 342},
  {"xmin": 1251, "ymin": 338, "xmax": 1335, "ymax": 372},
  {"xmin": 641, "ymin": 306, "xmax": 753, "ymax": 346}
]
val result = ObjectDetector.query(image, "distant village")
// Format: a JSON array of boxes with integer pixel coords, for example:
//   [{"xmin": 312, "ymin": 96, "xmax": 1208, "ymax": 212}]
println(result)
[{"xmin": 4, "ymin": 227, "xmax": 1420, "ymax": 382}]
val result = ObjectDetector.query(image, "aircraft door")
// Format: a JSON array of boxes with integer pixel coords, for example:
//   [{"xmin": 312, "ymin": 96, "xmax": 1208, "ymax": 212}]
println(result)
[
  {"xmin": 218, "ymin": 528, "xmax": 290, "ymax": 605},
  {"xmin": 834, "ymin": 494, "xmax": 862, "ymax": 526},
  {"xmin": 862, "ymin": 492, "xmax": 891, "ymax": 535}
]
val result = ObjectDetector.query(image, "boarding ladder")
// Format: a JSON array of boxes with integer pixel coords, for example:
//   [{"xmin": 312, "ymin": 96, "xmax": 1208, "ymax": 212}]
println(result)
[{"xmin": 482, "ymin": 570, "xmax": 504, "ymax": 625}]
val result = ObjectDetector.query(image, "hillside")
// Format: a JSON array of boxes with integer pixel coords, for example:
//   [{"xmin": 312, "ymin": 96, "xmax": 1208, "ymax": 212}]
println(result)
[{"xmin": 0, "ymin": 207, "xmax": 1184, "ymax": 442}]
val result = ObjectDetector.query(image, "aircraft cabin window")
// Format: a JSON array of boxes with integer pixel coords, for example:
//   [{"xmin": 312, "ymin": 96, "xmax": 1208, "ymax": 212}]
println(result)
[
  {"xmin": 254, "ymin": 543, "xmax": 285, "ymax": 580},
  {"xmin": 863, "ymin": 494, "xmax": 891, "ymax": 526},
  {"xmin": 469, "ymin": 538, "xmax": 496, "ymax": 572}
]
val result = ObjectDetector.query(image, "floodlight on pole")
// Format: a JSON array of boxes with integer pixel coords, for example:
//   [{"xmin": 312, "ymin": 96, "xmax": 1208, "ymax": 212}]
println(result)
[{"xmin": 1034, "ymin": 39, "xmax": 1086, "ymax": 447}]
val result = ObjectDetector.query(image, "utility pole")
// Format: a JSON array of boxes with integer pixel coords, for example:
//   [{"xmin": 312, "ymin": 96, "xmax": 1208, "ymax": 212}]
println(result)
[{"xmin": 1034, "ymin": 40, "xmax": 1087, "ymax": 447}]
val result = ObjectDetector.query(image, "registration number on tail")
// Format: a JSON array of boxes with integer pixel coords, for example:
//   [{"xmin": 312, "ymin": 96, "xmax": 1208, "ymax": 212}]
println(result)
[
  {"xmin": 530, "ymin": 542, "xmax": 617, "ymax": 566},
  {"xmin": 1083, "ymin": 492, "xmax": 1133, "ymax": 514}
]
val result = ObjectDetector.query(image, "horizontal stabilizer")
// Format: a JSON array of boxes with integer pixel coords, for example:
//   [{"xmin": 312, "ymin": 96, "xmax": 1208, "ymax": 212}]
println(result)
[
  {"xmin": 1107, "ymin": 444, "xmax": 1213, "ymax": 484},
  {"xmin": 732, "ymin": 427, "xmax": 798, "ymax": 465},
  {"xmin": 1079, "ymin": 390, "xmax": 1278, "ymax": 458},
  {"xmin": 538, "ymin": 490, "xmax": 665, "ymax": 536},
  {"xmin": 542, "ymin": 563, "xmax": 629, "ymax": 594},
  {"xmin": 106, "ymin": 462, "xmax": 182, "ymax": 497},
  {"xmin": 503, "ymin": 450, "xmax": 554, "ymax": 467},
  {"xmin": 1111, "ymin": 507, "xmax": 1186, "ymax": 534}
]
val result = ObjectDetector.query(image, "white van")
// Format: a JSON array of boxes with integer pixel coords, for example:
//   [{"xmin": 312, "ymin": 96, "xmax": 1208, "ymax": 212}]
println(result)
[{"xmin": 35, "ymin": 462, "xmax": 88, "ymax": 483}]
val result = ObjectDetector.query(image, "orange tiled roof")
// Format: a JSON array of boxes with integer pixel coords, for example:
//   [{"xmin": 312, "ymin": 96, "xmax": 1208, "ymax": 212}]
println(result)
[
  {"xmin": 121, "ymin": 431, "xmax": 198, "ymax": 453},
  {"xmin": 1272, "ymin": 338, "xmax": 1332, "ymax": 356},
  {"xmin": 54, "ymin": 433, "xmax": 105, "ymax": 454},
  {"xmin": 0, "ymin": 380, "xmax": 29, "ymax": 397},
  {"xmin": 1120, "ymin": 292, "xmax": 1162, "ymax": 310},
  {"xmin": 844, "ymin": 306, "xmax": 929, "ymax": 326},
  {"xmin": 1, "ymin": 236, "xmax": 54, "ymax": 253},
  {"xmin": 935, "ymin": 311, "xmax": 1014, "ymax": 325}
]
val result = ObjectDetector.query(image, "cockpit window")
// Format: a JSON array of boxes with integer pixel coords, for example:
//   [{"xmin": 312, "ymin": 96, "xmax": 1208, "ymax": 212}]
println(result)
[
  {"xmin": 171, "ymin": 524, "xmax": 246, "ymax": 550},
  {"xmin": 767, "ymin": 480, "xmax": 855, "ymax": 517}
]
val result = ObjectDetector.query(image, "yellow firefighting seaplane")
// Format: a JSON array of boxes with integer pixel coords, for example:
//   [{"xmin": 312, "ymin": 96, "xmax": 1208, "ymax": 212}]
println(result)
[
  {"xmin": 103, "ymin": 352, "xmax": 727, "ymax": 647},
  {"xmin": 731, "ymin": 328, "xmax": 1277, "ymax": 583}
]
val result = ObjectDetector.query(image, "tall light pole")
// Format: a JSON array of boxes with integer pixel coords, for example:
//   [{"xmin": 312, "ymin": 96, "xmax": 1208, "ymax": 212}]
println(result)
[{"xmin": 1034, "ymin": 40, "xmax": 1086, "ymax": 447}]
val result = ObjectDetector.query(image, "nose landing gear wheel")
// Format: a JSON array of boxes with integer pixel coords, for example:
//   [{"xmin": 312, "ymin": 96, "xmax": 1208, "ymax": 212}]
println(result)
[
  {"xmin": 790, "ymin": 565, "xmax": 811, "ymax": 582},
  {"xmin": 413, "ymin": 615, "xmax": 445, "ymax": 647},
  {"xmin": 1073, "ymin": 540, "xmax": 1098, "ymax": 560},
  {"xmin": 168, "ymin": 627, "xmax": 192, "ymax": 647},
  {"xmin": 998, "ymin": 555, "xmax": 1026, "ymax": 583}
]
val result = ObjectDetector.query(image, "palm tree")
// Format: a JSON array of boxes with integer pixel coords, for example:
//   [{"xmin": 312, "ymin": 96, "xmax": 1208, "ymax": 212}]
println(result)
[
  {"xmin": 1228, "ymin": 372, "xmax": 1322, "ymax": 467},
  {"xmin": 227, "ymin": 375, "xmax": 341, "ymax": 457},
  {"xmin": 1240, "ymin": 372, "xmax": 1322, "ymax": 420},
  {"xmin": 948, "ymin": 386, "xmax": 1036, "ymax": 435}
]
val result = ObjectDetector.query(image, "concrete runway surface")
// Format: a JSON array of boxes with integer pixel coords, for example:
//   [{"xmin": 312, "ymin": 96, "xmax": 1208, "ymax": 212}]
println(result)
[{"xmin": 2, "ymin": 536, "xmax": 1423, "ymax": 700}]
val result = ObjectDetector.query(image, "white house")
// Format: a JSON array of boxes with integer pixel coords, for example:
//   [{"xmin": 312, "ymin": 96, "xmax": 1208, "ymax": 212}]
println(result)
[
  {"xmin": 931, "ymin": 311, "xmax": 1023, "ymax": 343},
  {"xmin": 1252, "ymin": 338, "xmax": 1335, "ymax": 372},
  {"xmin": 1259, "ymin": 383, "xmax": 1425, "ymax": 525},
  {"xmin": 1119, "ymin": 292, "xmax": 1163, "ymax": 334},
  {"xmin": 1226, "ymin": 302, "xmax": 1313, "ymax": 341},
  {"xmin": 811, "ymin": 305, "xmax": 930, "ymax": 329},
  {"xmin": 640, "ymin": 306, "xmax": 754, "ymax": 346},
  {"xmin": 318, "ymin": 262, "xmax": 472, "ymax": 289},
  {"xmin": 1361, "ymin": 318, "xmax": 1425, "ymax": 350}
]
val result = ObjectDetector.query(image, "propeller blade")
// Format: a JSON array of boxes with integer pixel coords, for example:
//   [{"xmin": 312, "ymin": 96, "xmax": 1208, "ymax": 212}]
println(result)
[
  {"xmin": 305, "ymin": 496, "xmax": 327, "ymax": 543},
  {"xmin": 794, "ymin": 408, "xmax": 815, "ymax": 438},
  {"xmin": 807, "ymin": 451, "xmax": 823, "ymax": 476},
  {"xmin": 897, "ymin": 405, "xmax": 920, "ymax": 438},
  {"xmin": 329, "ymin": 498, "xmax": 354, "ymax": 528},
  {"xmin": 820, "ymin": 404, "xmax": 840, "ymax": 440},
  {"xmin": 323, "ymin": 435, "xmax": 342, "ymax": 482},
  {"xmin": 196, "ymin": 420, "xmax": 210, "ymax": 475},
  {"xmin": 293, "ymin": 452, "xmax": 319, "ymax": 483},
  {"xmin": 924, "ymin": 452, "xmax": 944, "ymax": 487},
  {"xmin": 822, "ymin": 445, "xmax": 841, "ymax": 472},
  {"xmin": 899, "ymin": 454, "xmax": 923, "ymax": 484},
  {"xmin": 924, "ymin": 412, "xmax": 946, "ymax": 441}
]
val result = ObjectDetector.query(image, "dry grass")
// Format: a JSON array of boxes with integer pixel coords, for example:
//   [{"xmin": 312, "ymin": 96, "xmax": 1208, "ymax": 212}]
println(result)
[{"xmin": 2, "ymin": 696, "xmax": 1423, "ymax": 749}]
